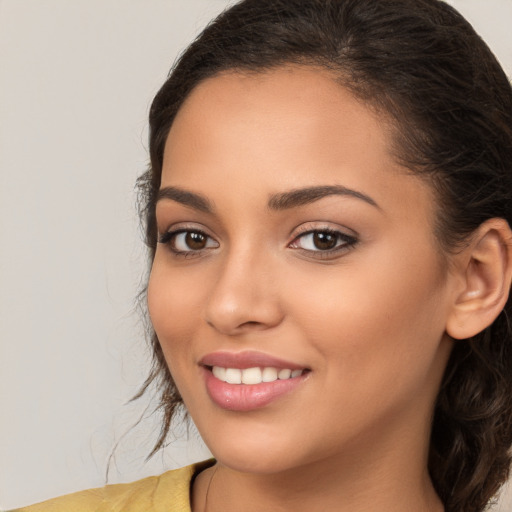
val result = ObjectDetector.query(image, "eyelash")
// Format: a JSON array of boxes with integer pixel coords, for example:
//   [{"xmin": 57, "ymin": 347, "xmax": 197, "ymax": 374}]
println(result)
[
  {"xmin": 288, "ymin": 228, "xmax": 358, "ymax": 259},
  {"xmin": 158, "ymin": 227, "xmax": 358, "ymax": 259},
  {"xmin": 158, "ymin": 228, "xmax": 218, "ymax": 258}
]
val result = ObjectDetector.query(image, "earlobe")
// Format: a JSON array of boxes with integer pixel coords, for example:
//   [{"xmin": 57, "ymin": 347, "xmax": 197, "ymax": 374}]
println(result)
[{"xmin": 446, "ymin": 218, "xmax": 512, "ymax": 340}]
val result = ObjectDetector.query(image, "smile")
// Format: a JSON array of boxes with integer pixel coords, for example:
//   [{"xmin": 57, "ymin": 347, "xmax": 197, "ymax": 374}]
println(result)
[
  {"xmin": 199, "ymin": 352, "xmax": 310, "ymax": 411},
  {"xmin": 212, "ymin": 366, "xmax": 304, "ymax": 384}
]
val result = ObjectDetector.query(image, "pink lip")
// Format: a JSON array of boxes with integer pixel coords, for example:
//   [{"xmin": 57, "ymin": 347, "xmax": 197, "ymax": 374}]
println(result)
[
  {"xmin": 200, "ymin": 350, "xmax": 305, "ymax": 370},
  {"xmin": 199, "ymin": 351, "xmax": 309, "ymax": 412}
]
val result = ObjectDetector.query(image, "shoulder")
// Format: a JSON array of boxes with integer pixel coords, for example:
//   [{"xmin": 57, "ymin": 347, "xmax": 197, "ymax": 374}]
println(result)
[{"xmin": 10, "ymin": 460, "xmax": 215, "ymax": 512}]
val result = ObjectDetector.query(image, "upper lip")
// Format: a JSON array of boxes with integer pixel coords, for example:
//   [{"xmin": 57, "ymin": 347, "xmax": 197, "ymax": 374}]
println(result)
[{"xmin": 200, "ymin": 350, "xmax": 307, "ymax": 370}]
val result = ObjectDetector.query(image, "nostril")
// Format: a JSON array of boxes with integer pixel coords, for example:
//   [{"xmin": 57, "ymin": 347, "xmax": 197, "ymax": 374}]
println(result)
[{"xmin": 204, "ymin": 285, "xmax": 284, "ymax": 334}]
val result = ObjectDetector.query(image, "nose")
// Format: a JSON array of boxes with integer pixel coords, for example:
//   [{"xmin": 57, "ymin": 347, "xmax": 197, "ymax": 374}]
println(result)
[{"xmin": 203, "ymin": 248, "xmax": 284, "ymax": 336}]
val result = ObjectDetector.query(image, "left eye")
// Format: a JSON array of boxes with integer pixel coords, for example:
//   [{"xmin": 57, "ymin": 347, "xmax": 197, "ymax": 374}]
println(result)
[
  {"xmin": 290, "ymin": 230, "xmax": 356, "ymax": 252},
  {"xmin": 159, "ymin": 230, "xmax": 219, "ymax": 253}
]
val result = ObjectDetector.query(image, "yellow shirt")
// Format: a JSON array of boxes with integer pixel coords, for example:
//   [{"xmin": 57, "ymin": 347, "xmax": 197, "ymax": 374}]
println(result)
[{"xmin": 10, "ymin": 460, "xmax": 215, "ymax": 512}]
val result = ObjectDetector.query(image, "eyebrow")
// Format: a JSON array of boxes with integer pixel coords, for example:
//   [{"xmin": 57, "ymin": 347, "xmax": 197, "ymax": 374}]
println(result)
[
  {"xmin": 267, "ymin": 185, "xmax": 380, "ymax": 211},
  {"xmin": 156, "ymin": 184, "xmax": 380, "ymax": 213},
  {"xmin": 156, "ymin": 187, "xmax": 214, "ymax": 213}
]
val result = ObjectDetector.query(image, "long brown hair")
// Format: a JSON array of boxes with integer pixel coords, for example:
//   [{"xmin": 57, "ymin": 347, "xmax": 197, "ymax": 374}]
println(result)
[{"xmin": 137, "ymin": 1, "xmax": 512, "ymax": 511}]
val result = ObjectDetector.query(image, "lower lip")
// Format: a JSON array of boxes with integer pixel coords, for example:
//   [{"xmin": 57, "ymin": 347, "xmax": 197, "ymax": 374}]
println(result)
[{"xmin": 203, "ymin": 368, "xmax": 308, "ymax": 412}]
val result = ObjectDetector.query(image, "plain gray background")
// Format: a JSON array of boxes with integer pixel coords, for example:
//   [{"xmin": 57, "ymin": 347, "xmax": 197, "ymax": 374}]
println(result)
[{"xmin": 1, "ymin": 0, "xmax": 511, "ymax": 510}]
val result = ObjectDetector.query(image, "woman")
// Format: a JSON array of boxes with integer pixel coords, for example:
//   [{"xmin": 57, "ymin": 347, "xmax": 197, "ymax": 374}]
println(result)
[{"xmin": 14, "ymin": 0, "xmax": 512, "ymax": 511}]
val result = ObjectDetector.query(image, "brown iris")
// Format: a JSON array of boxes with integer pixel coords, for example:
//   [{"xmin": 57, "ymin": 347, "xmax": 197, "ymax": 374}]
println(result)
[
  {"xmin": 313, "ymin": 232, "xmax": 338, "ymax": 250},
  {"xmin": 186, "ymin": 231, "xmax": 208, "ymax": 250}
]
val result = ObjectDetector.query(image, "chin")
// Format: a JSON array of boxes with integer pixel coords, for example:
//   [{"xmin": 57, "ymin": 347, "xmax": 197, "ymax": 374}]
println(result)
[
  {"xmin": 210, "ymin": 444, "xmax": 302, "ymax": 475},
  {"xmin": 195, "ymin": 418, "xmax": 306, "ymax": 474}
]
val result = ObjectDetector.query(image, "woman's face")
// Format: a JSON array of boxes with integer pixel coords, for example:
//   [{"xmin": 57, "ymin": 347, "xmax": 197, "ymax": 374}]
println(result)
[{"xmin": 148, "ymin": 66, "xmax": 455, "ymax": 475}]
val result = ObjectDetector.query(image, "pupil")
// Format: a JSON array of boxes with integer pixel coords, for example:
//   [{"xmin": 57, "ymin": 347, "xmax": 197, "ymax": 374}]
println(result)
[
  {"xmin": 313, "ymin": 232, "xmax": 337, "ymax": 250},
  {"xmin": 186, "ymin": 232, "xmax": 206, "ymax": 250}
]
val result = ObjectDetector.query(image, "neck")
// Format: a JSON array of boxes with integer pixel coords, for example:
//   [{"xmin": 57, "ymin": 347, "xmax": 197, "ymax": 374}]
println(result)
[{"xmin": 193, "ymin": 426, "xmax": 444, "ymax": 512}]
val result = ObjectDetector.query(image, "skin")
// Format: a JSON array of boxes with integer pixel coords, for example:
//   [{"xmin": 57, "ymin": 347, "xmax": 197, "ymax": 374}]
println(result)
[{"xmin": 147, "ymin": 66, "xmax": 456, "ymax": 512}]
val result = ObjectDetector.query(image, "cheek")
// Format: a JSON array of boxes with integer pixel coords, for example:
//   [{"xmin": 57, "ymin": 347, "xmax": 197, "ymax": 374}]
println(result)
[
  {"xmin": 147, "ymin": 256, "xmax": 206, "ymax": 371},
  {"xmin": 284, "ymin": 243, "xmax": 448, "ymax": 389}
]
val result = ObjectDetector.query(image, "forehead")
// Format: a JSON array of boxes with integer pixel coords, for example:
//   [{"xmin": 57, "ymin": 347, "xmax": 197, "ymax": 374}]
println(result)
[
  {"xmin": 165, "ymin": 66, "xmax": 394, "ymax": 177},
  {"xmin": 177, "ymin": 66, "xmax": 369, "ymax": 123},
  {"xmin": 173, "ymin": 65, "xmax": 391, "ymax": 139}
]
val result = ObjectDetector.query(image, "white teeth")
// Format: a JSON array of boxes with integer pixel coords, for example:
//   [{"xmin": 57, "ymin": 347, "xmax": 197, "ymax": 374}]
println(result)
[
  {"xmin": 225, "ymin": 368, "xmax": 242, "ymax": 384},
  {"xmin": 262, "ymin": 367, "xmax": 278, "ymax": 382},
  {"xmin": 278, "ymin": 368, "xmax": 291, "ymax": 379},
  {"xmin": 212, "ymin": 366, "xmax": 303, "ymax": 385},
  {"xmin": 241, "ymin": 367, "xmax": 262, "ymax": 384},
  {"xmin": 212, "ymin": 366, "xmax": 226, "ymax": 380}
]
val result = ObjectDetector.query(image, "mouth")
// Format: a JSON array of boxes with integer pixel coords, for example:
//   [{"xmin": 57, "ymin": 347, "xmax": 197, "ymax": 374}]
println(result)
[{"xmin": 199, "ymin": 351, "xmax": 310, "ymax": 411}]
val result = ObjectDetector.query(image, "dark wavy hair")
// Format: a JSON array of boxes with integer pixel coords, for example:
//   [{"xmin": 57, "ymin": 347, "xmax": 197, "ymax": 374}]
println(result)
[{"xmin": 136, "ymin": 1, "xmax": 512, "ymax": 511}]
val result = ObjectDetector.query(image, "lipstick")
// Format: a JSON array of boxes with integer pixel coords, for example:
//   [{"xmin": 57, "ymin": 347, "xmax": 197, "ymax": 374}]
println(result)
[{"xmin": 200, "ymin": 351, "xmax": 309, "ymax": 412}]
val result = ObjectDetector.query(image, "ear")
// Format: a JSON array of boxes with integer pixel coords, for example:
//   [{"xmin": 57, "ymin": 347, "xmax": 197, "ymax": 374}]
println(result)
[{"xmin": 446, "ymin": 218, "xmax": 512, "ymax": 340}]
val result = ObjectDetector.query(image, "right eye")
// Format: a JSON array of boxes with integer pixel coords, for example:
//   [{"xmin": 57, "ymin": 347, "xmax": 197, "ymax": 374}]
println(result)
[{"xmin": 158, "ymin": 229, "xmax": 219, "ymax": 255}]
